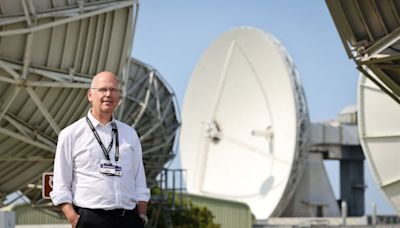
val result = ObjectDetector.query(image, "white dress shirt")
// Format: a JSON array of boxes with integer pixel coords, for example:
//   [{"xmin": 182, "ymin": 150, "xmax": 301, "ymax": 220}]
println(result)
[{"xmin": 50, "ymin": 111, "xmax": 150, "ymax": 210}]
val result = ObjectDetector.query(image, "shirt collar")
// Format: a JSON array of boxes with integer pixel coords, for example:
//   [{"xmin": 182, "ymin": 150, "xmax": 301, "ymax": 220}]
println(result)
[{"xmin": 87, "ymin": 109, "xmax": 115, "ymax": 128}]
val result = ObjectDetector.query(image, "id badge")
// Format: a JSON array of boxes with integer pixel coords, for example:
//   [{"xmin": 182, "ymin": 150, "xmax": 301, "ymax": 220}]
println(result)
[
  {"xmin": 99, "ymin": 159, "xmax": 115, "ymax": 175},
  {"xmin": 114, "ymin": 165, "xmax": 122, "ymax": 177}
]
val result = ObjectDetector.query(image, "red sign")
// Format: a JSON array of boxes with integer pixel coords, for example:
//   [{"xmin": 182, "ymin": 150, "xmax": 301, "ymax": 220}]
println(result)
[{"xmin": 42, "ymin": 172, "xmax": 54, "ymax": 199}]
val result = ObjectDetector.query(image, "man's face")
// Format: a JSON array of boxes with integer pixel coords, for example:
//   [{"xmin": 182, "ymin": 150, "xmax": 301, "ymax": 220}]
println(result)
[{"xmin": 88, "ymin": 73, "xmax": 120, "ymax": 115}]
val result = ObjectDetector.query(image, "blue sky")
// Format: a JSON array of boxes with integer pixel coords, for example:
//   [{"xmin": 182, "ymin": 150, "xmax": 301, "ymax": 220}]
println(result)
[{"xmin": 132, "ymin": 0, "xmax": 395, "ymax": 214}]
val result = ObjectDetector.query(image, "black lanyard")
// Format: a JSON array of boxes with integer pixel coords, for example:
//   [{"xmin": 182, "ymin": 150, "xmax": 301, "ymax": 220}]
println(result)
[{"xmin": 86, "ymin": 116, "xmax": 120, "ymax": 162}]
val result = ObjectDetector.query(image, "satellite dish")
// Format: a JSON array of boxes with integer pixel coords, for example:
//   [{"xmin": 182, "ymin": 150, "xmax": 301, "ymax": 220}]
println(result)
[
  {"xmin": 180, "ymin": 27, "xmax": 309, "ymax": 219},
  {"xmin": 0, "ymin": 1, "xmax": 138, "ymax": 205},
  {"xmin": 118, "ymin": 58, "xmax": 180, "ymax": 186},
  {"xmin": 0, "ymin": 2, "xmax": 179, "ymax": 207},
  {"xmin": 358, "ymin": 74, "xmax": 400, "ymax": 215}
]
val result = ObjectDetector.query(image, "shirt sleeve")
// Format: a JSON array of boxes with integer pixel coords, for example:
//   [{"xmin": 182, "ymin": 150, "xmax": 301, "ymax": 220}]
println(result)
[
  {"xmin": 50, "ymin": 130, "xmax": 74, "ymax": 205},
  {"xmin": 133, "ymin": 132, "xmax": 151, "ymax": 202}
]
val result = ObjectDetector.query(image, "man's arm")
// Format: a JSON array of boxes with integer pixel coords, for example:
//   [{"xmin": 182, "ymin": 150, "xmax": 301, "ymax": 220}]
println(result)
[
  {"xmin": 132, "ymin": 130, "xmax": 150, "ymax": 224},
  {"xmin": 137, "ymin": 201, "xmax": 148, "ymax": 224},
  {"xmin": 137, "ymin": 200, "xmax": 147, "ymax": 215},
  {"xmin": 50, "ymin": 130, "xmax": 77, "ymax": 225},
  {"xmin": 61, "ymin": 203, "xmax": 80, "ymax": 228}
]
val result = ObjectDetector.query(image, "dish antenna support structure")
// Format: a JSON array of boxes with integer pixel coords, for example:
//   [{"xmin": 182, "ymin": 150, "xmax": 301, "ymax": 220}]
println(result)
[
  {"xmin": 327, "ymin": 0, "xmax": 400, "ymax": 215},
  {"xmin": 0, "ymin": 0, "xmax": 180, "ymax": 206}
]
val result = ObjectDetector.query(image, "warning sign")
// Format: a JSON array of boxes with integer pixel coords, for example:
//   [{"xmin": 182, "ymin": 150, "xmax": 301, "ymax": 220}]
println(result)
[{"xmin": 42, "ymin": 172, "xmax": 53, "ymax": 199}]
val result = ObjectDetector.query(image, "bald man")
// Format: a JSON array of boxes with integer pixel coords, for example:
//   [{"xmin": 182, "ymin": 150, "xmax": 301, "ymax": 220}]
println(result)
[{"xmin": 51, "ymin": 71, "xmax": 150, "ymax": 228}]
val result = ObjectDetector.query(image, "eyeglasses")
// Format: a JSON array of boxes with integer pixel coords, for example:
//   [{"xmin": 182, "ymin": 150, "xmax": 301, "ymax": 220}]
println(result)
[{"xmin": 91, "ymin": 87, "xmax": 120, "ymax": 94}]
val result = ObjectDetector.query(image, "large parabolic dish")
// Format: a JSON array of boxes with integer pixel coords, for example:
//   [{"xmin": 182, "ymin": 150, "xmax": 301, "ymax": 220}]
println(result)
[
  {"xmin": 358, "ymin": 74, "xmax": 400, "ymax": 214},
  {"xmin": 118, "ymin": 58, "xmax": 180, "ymax": 187},
  {"xmin": 180, "ymin": 27, "xmax": 309, "ymax": 219},
  {"xmin": 0, "ymin": 1, "xmax": 180, "ymax": 206}
]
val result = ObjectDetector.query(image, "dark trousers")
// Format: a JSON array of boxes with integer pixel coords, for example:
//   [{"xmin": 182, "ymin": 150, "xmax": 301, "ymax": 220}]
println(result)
[{"xmin": 75, "ymin": 207, "xmax": 144, "ymax": 228}]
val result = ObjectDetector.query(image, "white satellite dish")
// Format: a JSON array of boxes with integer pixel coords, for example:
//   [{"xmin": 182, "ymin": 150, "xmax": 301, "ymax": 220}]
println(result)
[
  {"xmin": 180, "ymin": 27, "xmax": 309, "ymax": 219},
  {"xmin": 358, "ymin": 74, "xmax": 400, "ymax": 215}
]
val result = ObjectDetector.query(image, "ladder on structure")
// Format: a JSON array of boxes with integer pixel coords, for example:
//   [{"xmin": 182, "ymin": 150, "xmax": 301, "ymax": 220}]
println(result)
[{"xmin": 148, "ymin": 168, "xmax": 187, "ymax": 228}]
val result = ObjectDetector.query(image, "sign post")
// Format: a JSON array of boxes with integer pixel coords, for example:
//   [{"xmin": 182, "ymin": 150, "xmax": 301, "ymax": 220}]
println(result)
[{"xmin": 42, "ymin": 172, "xmax": 53, "ymax": 199}]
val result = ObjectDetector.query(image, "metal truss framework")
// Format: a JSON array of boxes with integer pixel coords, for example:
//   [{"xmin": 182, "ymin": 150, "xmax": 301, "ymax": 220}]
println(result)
[
  {"xmin": 0, "ymin": 0, "xmax": 179, "ymax": 208},
  {"xmin": 326, "ymin": 0, "xmax": 400, "ymax": 104},
  {"xmin": 0, "ymin": 0, "xmax": 141, "ymax": 205},
  {"xmin": 269, "ymin": 37, "xmax": 310, "ymax": 217},
  {"xmin": 119, "ymin": 58, "xmax": 180, "ymax": 187},
  {"xmin": 327, "ymin": 0, "xmax": 400, "ymax": 216}
]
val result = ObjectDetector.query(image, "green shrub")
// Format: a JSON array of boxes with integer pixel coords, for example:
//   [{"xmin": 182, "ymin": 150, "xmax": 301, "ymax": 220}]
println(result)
[{"xmin": 148, "ymin": 188, "xmax": 220, "ymax": 228}]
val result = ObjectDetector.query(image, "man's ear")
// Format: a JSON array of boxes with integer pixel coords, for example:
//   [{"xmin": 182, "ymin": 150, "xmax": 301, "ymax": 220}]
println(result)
[{"xmin": 87, "ymin": 89, "xmax": 93, "ymax": 102}]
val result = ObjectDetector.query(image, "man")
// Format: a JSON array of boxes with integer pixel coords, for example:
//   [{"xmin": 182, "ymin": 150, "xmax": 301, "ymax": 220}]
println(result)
[{"xmin": 50, "ymin": 71, "xmax": 150, "ymax": 228}]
